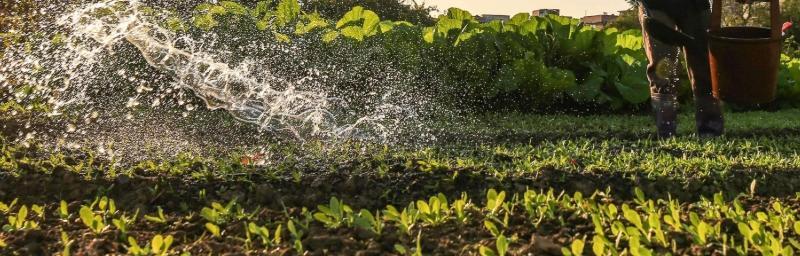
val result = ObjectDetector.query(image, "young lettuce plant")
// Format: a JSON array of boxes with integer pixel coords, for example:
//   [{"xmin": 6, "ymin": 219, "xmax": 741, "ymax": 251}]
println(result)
[
  {"xmin": 2, "ymin": 205, "xmax": 39, "ymax": 232},
  {"xmin": 485, "ymin": 189, "xmax": 506, "ymax": 217},
  {"xmin": 383, "ymin": 203, "xmax": 419, "ymax": 236},
  {"xmin": 127, "ymin": 235, "xmax": 174, "ymax": 256},
  {"xmin": 247, "ymin": 222, "xmax": 282, "ymax": 248},
  {"xmin": 479, "ymin": 235, "xmax": 510, "ymax": 256},
  {"xmin": 313, "ymin": 197, "xmax": 353, "ymax": 228},
  {"xmin": 79, "ymin": 206, "xmax": 108, "ymax": 234},
  {"xmin": 416, "ymin": 193, "xmax": 450, "ymax": 226},
  {"xmin": 353, "ymin": 209, "xmax": 383, "ymax": 236},
  {"xmin": 452, "ymin": 192, "xmax": 471, "ymax": 224}
]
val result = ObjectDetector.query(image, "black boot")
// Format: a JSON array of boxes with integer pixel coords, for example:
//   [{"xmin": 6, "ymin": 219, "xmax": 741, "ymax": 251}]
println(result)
[
  {"xmin": 652, "ymin": 94, "xmax": 679, "ymax": 138},
  {"xmin": 695, "ymin": 96, "xmax": 724, "ymax": 137}
]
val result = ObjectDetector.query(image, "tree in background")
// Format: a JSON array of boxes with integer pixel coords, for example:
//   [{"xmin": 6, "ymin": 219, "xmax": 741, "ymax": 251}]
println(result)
[{"xmin": 609, "ymin": 8, "xmax": 641, "ymax": 31}]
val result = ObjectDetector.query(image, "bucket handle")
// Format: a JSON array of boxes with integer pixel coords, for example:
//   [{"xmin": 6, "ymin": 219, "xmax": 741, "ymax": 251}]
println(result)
[{"xmin": 710, "ymin": 0, "xmax": 782, "ymax": 40}]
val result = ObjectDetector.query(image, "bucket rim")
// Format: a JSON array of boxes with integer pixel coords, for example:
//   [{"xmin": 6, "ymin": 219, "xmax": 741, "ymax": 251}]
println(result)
[{"xmin": 708, "ymin": 26, "xmax": 781, "ymax": 43}]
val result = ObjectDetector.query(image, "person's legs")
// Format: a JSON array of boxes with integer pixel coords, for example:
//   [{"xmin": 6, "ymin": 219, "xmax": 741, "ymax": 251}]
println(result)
[
  {"xmin": 640, "ymin": 6, "xmax": 681, "ymax": 138},
  {"xmin": 676, "ymin": 7, "xmax": 725, "ymax": 137}
]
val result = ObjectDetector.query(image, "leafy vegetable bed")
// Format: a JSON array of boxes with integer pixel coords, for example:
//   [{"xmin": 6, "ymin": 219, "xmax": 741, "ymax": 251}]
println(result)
[{"xmin": 1, "ymin": 110, "xmax": 800, "ymax": 255}]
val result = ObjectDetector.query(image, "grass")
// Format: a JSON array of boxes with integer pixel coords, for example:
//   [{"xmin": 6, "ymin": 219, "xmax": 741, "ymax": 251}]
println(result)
[{"xmin": 1, "ymin": 108, "xmax": 800, "ymax": 254}]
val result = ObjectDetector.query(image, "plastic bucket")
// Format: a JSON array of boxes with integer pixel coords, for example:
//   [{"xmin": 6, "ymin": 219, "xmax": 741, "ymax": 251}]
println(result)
[{"xmin": 709, "ymin": 0, "xmax": 782, "ymax": 104}]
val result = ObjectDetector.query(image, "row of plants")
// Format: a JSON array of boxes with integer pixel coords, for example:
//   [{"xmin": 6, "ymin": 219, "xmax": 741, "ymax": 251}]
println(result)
[
  {"xmin": 168, "ymin": 0, "xmax": 800, "ymax": 110},
  {"xmin": 2, "ymin": 185, "xmax": 800, "ymax": 254},
  {"xmin": 2, "ymin": 0, "xmax": 799, "ymax": 114}
]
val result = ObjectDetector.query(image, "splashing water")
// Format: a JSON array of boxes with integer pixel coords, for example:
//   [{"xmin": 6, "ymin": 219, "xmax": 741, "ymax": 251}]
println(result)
[{"xmin": 0, "ymin": 0, "xmax": 411, "ymax": 143}]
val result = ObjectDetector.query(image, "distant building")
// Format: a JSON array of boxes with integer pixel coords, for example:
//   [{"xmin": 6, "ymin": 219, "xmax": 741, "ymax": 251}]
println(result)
[
  {"xmin": 532, "ymin": 9, "xmax": 560, "ymax": 17},
  {"xmin": 581, "ymin": 13, "xmax": 618, "ymax": 29},
  {"xmin": 477, "ymin": 14, "xmax": 511, "ymax": 23}
]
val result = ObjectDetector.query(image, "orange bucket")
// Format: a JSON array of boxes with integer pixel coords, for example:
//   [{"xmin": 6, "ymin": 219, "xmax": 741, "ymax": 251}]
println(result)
[{"xmin": 708, "ymin": 0, "xmax": 782, "ymax": 104}]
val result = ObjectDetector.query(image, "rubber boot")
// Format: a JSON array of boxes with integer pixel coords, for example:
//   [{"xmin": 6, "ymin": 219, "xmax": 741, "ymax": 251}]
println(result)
[
  {"xmin": 695, "ymin": 96, "xmax": 724, "ymax": 137},
  {"xmin": 651, "ymin": 94, "xmax": 679, "ymax": 138}
]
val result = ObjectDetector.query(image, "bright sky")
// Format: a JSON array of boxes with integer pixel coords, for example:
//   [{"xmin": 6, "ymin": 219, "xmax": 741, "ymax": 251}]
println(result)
[{"xmin": 422, "ymin": 0, "xmax": 632, "ymax": 18}]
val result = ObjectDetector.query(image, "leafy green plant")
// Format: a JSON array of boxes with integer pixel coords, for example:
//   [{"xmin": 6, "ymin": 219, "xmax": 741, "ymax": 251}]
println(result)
[
  {"xmin": 247, "ymin": 222, "xmax": 282, "ymax": 248},
  {"xmin": 485, "ymin": 189, "xmax": 506, "ymax": 216},
  {"xmin": 416, "ymin": 193, "xmax": 450, "ymax": 226},
  {"xmin": 479, "ymin": 235, "xmax": 510, "ymax": 256},
  {"xmin": 353, "ymin": 209, "xmax": 383, "ymax": 235},
  {"xmin": 200, "ymin": 200, "xmax": 248, "ymax": 225},
  {"xmin": 58, "ymin": 200, "xmax": 69, "ymax": 220},
  {"xmin": 2, "ymin": 205, "xmax": 39, "ymax": 231},
  {"xmin": 452, "ymin": 192, "xmax": 471, "ymax": 224},
  {"xmin": 79, "ymin": 206, "xmax": 107, "ymax": 234},
  {"xmin": 313, "ymin": 197, "xmax": 353, "ymax": 228},
  {"xmin": 561, "ymin": 238, "xmax": 585, "ymax": 256},
  {"xmin": 127, "ymin": 235, "xmax": 174, "ymax": 256},
  {"xmin": 144, "ymin": 206, "xmax": 167, "ymax": 224},
  {"xmin": 384, "ymin": 203, "xmax": 419, "ymax": 236}
]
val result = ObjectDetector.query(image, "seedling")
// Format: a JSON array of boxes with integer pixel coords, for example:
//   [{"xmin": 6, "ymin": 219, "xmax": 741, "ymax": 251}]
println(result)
[
  {"xmin": 480, "ymin": 235, "xmax": 510, "ymax": 256},
  {"xmin": 384, "ymin": 203, "xmax": 419, "ymax": 236},
  {"xmin": 452, "ymin": 192, "xmax": 471, "ymax": 224},
  {"xmin": 205, "ymin": 222, "xmax": 221, "ymax": 237},
  {"xmin": 144, "ymin": 206, "xmax": 168, "ymax": 224},
  {"xmin": 79, "ymin": 206, "xmax": 107, "ymax": 234},
  {"xmin": 486, "ymin": 189, "xmax": 506, "ymax": 216},
  {"xmin": 353, "ymin": 209, "xmax": 383, "ymax": 235},
  {"xmin": 416, "ymin": 193, "xmax": 450, "ymax": 226},
  {"xmin": 127, "ymin": 235, "xmax": 174, "ymax": 256},
  {"xmin": 0, "ymin": 199, "xmax": 18, "ymax": 214},
  {"xmin": 561, "ymin": 238, "xmax": 584, "ymax": 256},
  {"xmin": 3, "ymin": 205, "xmax": 39, "ymax": 232},
  {"xmin": 58, "ymin": 200, "xmax": 70, "ymax": 220},
  {"xmin": 313, "ymin": 197, "xmax": 353, "ymax": 228}
]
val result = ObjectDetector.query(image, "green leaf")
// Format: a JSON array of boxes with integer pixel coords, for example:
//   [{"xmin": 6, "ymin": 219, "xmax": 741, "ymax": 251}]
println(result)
[
  {"xmin": 206, "ymin": 223, "xmax": 221, "ymax": 237},
  {"xmin": 79, "ymin": 206, "xmax": 95, "ymax": 230},
  {"xmin": 496, "ymin": 235, "xmax": 509, "ymax": 256},
  {"xmin": 340, "ymin": 26, "xmax": 365, "ymax": 41},
  {"xmin": 592, "ymin": 235, "xmax": 606, "ymax": 256},
  {"xmin": 276, "ymin": 0, "xmax": 300, "ymax": 27},
  {"xmin": 219, "ymin": 1, "xmax": 248, "ymax": 15},
  {"xmin": 794, "ymin": 221, "xmax": 800, "ymax": 235},
  {"xmin": 322, "ymin": 30, "xmax": 340, "ymax": 42},
  {"xmin": 571, "ymin": 238, "xmax": 585, "ymax": 256},
  {"xmin": 480, "ymin": 246, "xmax": 498, "ymax": 256},
  {"xmin": 152, "ymin": 235, "xmax": 164, "ymax": 254},
  {"xmin": 252, "ymin": 1, "xmax": 270, "ymax": 19},
  {"xmin": 394, "ymin": 244, "xmax": 408, "ymax": 254}
]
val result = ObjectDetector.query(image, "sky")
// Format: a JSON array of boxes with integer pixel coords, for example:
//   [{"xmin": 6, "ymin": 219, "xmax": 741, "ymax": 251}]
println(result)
[{"xmin": 422, "ymin": 0, "xmax": 632, "ymax": 18}]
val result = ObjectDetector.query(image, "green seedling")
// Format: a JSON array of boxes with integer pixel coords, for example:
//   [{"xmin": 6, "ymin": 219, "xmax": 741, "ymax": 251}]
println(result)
[
  {"xmin": 353, "ymin": 209, "xmax": 383, "ymax": 235},
  {"xmin": 58, "ymin": 200, "xmax": 70, "ymax": 220},
  {"xmin": 0, "ymin": 198, "xmax": 18, "ymax": 214},
  {"xmin": 383, "ymin": 203, "xmax": 419, "ymax": 236},
  {"xmin": 201, "ymin": 200, "xmax": 247, "ymax": 225},
  {"xmin": 247, "ymin": 222, "xmax": 282, "ymax": 248},
  {"xmin": 3, "ymin": 205, "xmax": 39, "ymax": 231},
  {"xmin": 313, "ymin": 197, "xmax": 353, "ymax": 228},
  {"xmin": 205, "ymin": 222, "xmax": 221, "ymax": 237},
  {"xmin": 452, "ymin": 192, "xmax": 470, "ymax": 224},
  {"xmin": 144, "ymin": 206, "xmax": 167, "ymax": 224},
  {"xmin": 112, "ymin": 210, "xmax": 138, "ymax": 239},
  {"xmin": 561, "ymin": 238, "xmax": 585, "ymax": 256},
  {"xmin": 416, "ymin": 193, "xmax": 450, "ymax": 226},
  {"xmin": 480, "ymin": 235, "xmax": 510, "ymax": 256},
  {"xmin": 79, "ymin": 206, "xmax": 107, "ymax": 234},
  {"xmin": 128, "ymin": 235, "xmax": 174, "ymax": 256},
  {"xmin": 486, "ymin": 189, "xmax": 506, "ymax": 216},
  {"xmin": 61, "ymin": 231, "xmax": 73, "ymax": 256},
  {"xmin": 287, "ymin": 220, "xmax": 304, "ymax": 253}
]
